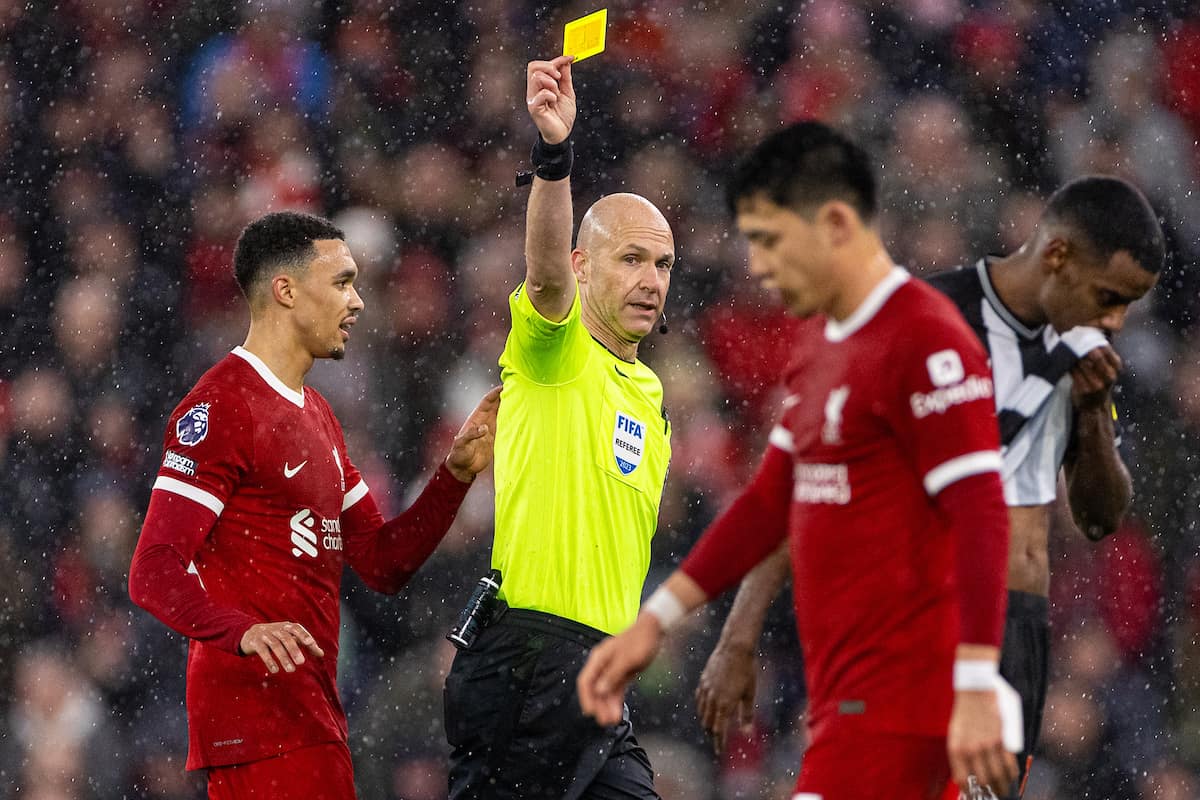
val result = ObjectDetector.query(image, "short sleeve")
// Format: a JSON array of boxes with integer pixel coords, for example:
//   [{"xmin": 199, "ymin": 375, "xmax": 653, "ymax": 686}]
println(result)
[
  {"xmin": 499, "ymin": 282, "xmax": 590, "ymax": 385},
  {"xmin": 885, "ymin": 313, "xmax": 1003, "ymax": 496},
  {"xmin": 152, "ymin": 391, "xmax": 253, "ymax": 516}
]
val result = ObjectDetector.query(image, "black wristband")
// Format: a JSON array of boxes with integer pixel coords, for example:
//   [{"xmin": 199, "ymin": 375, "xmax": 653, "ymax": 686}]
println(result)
[{"xmin": 517, "ymin": 134, "xmax": 573, "ymax": 186}]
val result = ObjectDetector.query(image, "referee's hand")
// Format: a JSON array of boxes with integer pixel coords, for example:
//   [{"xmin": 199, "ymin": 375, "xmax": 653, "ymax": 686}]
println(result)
[
  {"xmin": 526, "ymin": 56, "xmax": 576, "ymax": 145},
  {"xmin": 577, "ymin": 613, "xmax": 663, "ymax": 726}
]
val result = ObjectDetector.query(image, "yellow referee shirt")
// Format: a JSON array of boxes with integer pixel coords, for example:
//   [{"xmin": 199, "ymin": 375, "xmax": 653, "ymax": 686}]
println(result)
[{"xmin": 492, "ymin": 283, "xmax": 672, "ymax": 635}]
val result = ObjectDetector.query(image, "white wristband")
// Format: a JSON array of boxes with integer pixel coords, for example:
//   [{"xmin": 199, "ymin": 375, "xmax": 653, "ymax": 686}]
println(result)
[
  {"xmin": 643, "ymin": 586, "xmax": 687, "ymax": 631},
  {"xmin": 995, "ymin": 674, "xmax": 1026, "ymax": 753},
  {"xmin": 953, "ymin": 659, "xmax": 999, "ymax": 691}
]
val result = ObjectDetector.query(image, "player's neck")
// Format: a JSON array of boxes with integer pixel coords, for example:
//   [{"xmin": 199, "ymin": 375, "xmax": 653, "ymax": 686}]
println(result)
[
  {"xmin": 828, "ymin": 246, "xmax": 895, "ymax": 322},
  {"xmin": 241, "ymin": 325, "xmax": 313, "ymax": 392},
  {"xmin": 987, "ymin": 252, "xmax": 1047, "ymax": 328}
]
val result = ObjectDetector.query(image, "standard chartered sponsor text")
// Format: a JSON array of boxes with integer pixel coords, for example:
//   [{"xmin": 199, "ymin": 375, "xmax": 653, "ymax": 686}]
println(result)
[{"xmin": 793, "ymin": 462, "xmax": 851, "ymax": 505}]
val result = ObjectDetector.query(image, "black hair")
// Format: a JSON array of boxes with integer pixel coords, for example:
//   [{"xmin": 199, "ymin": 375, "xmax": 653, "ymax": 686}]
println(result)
[
  {"xmin": 233, "ymin": 211, "xmax": 345, "ymax": 296},
  {"xmin": 725, "ymin": 121, "xmax": 878, "ymax": 222},
  {"xmin": 1042, "ymin": 176, "xmax": 1166, "ymax": 273}
]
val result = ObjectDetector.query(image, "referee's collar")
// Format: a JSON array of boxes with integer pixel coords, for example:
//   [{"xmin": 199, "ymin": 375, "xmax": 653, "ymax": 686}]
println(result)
[{"xmin": 589, "ymin": 334, "xmax": 638, "ymax": 365}]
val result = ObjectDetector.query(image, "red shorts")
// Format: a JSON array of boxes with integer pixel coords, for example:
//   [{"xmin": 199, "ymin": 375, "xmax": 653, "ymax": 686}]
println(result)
[
  {"xmin": 793, "ymin": 722, "xmax": 958, "ymax": 800},
  {"xmin": 207, "ymin": 742, "xmax": 356, "ymax": 800}
]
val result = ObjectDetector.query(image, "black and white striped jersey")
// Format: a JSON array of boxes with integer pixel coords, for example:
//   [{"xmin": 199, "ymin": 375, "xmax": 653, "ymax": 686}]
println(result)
[{"xmin": 927, "ymin": 259, "xmax": 1108, "ymax": 506}]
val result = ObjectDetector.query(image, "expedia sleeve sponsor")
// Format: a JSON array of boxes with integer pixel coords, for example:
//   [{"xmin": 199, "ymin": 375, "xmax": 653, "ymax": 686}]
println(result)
[{"xmin": 909, "ymin": 375, "xmax": 994, "ymax": 419}]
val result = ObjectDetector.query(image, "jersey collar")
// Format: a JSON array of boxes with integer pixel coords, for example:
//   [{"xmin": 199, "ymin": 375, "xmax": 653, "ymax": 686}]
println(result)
[
  {"xmin": 824, "ymin": 266, "xmax": 909, "ymax": 343},
  {"xmin": 975, "ymin": 257, "xmax": 1042, "ymax": 340},
  {"xmin": 232, "ymin": 347, "xmax": 306, "ymax": 408},
  {"xmin": 589, "ymin": 334, "xmax": 638, "ymax": 365}
]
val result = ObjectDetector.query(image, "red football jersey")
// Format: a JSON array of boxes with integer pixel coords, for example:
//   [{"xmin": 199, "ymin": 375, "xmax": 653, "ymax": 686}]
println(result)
[
  {"xmin": 147, "ymin": 348, "xmax": 384, "ymax": 769},
  {"xmin": 685, "ymin": 269, "xmax": 1004, "ymax": 738}
]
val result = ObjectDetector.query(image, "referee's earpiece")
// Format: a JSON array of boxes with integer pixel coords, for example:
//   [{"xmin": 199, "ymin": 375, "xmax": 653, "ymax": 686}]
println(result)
[{"xmin": 658, "ymin": 312, "xmax": 669, "ymax": 335}]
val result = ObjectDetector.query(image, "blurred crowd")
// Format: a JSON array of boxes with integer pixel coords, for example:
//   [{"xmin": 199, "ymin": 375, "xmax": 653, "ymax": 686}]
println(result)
[{"xmin": 2, "ymin": 0, "xmax": 1199, "ymax": 798}]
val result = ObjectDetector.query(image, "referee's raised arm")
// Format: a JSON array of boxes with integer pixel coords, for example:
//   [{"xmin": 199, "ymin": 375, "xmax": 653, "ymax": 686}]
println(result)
[{"xmin": 523, "ymin": 56, "xmax": 576, "ymax": 322}]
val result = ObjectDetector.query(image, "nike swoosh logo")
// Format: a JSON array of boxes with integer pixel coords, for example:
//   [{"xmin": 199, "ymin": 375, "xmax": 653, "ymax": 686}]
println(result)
[{"xmin": 283, "ymin": 461, "xmax": 308, "ymax": 478}]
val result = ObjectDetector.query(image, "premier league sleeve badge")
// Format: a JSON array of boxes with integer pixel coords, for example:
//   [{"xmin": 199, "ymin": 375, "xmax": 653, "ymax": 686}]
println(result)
[{"xmin": 176, "ymin": 403, "xmax": 211, "ymax": 446}]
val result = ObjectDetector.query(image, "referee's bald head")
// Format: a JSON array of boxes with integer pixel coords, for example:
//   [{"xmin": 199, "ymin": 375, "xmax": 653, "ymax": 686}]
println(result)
[{"xmin": 577, "ymin": 194, "xmax": 671, "ymax": 252}]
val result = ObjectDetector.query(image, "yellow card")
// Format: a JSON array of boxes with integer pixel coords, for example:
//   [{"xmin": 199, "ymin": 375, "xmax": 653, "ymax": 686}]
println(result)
[{"xmin": 564, "ymin": 9, "xmax": 607, "ymax": 63}]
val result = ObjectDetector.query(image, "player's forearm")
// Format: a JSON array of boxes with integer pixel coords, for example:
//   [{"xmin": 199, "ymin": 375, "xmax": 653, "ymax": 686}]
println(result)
[
  {"xmin": 682, "ymin": 508, "xmax": 784, "ymax": 601},
  {"xmin": 1066, "ymin": 404, "xmax": 1132, "ymax": 540},
  {"xmin": 129, "ymin": 544, "xmax": 257, "ymax": 654},
  {"xmin": 955, "ymin": 643, "xmax": 1001, "ymax": 666},
  {"xmin": 938, "ymin": 471, "xmax": 1009, "ymax": 647},
  {"xmin": 129, "ymin": 493, "xmax": 258, "ymax": 653},
  {"xmin": 681, "ymin": 448, "xmax": 793, "ymax": 600},
  {"xmin": 351, "ymin": 463, "xmax": 470, "ymax": 594},
  {"xmin": 642, "ymin": 572, "xmax": 710, "ymax": 631},
  {"xmin": 716, "ymin": 544, "xmax": 790, "ymax": 653}
]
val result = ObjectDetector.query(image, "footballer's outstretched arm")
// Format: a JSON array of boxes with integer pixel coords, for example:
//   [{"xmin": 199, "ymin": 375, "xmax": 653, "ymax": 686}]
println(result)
[
  {"xmin": 577, "ymin": 571, "xmax": 708, "ymax": 726},
  {"xmin": 344, "ymin": 387, "xmax": 500, "ymax": 594}
]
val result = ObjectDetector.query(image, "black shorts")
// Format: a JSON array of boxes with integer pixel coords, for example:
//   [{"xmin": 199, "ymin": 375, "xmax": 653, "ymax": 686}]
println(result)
[
  {"xmin": 443, "ymin": 608, "xmax": 660, "ymax": 800},
  {"xmin": 997, "ymin": 590, "xmax": 1049, "ymax": 800}
]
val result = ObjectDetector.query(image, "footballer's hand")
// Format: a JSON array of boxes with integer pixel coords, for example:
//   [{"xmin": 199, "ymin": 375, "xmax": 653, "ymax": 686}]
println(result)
[
  {"xmin": 526, "ymin": 56, "xmax": 576, "ymax": 145},
  {"xmin": 578, "ymin": 614, "xmax": 663, "ymax": 726},
  {"xmin": 1071, "ymin": 345, "xmax": 1121, "ymax": 410},
  {"xmin": 445, "ymin": 386, "xmax": 502, "ymax": 483},
  {"xmin": 240, "ymin": 622, "xmax": 324, "ymax": 675},
  {"xmin": 948, "ymin": 689, "xmax": 1018, "ymax": 795},
  {"xmin": 695, "ymin": 642, "xmax": 756, "ymax": 754}
]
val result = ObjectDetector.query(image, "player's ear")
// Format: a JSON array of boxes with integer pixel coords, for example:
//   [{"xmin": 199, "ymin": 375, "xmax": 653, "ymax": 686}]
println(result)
[
  {"xmin": 272, "ymin": 273, "xmax": 298, "ymax": 308},
  {"xmin": 1041, "ymin": 237, "xmax": 1069, "ymax": 275},
  {"xmin": 817, "ymin": 201, "xmax": 856, "ymax": 248}
]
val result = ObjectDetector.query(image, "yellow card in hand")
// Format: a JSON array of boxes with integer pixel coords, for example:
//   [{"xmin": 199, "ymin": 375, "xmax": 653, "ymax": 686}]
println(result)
[{"xmin": 564, "ymin": 9, "xmax": 607, "ymax": 63}]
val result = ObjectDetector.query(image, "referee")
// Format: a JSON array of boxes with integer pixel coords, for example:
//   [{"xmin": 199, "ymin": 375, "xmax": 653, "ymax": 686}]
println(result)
[{"xmin": 442, "ymin": 55, "xmax": 673, "ymax": 800}]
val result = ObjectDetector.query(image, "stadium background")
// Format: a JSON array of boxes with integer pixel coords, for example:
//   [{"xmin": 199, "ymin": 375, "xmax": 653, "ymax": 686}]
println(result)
[{"xmin": 2, "ymin": 0, "xmax": 1200, "ymax": 797}]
